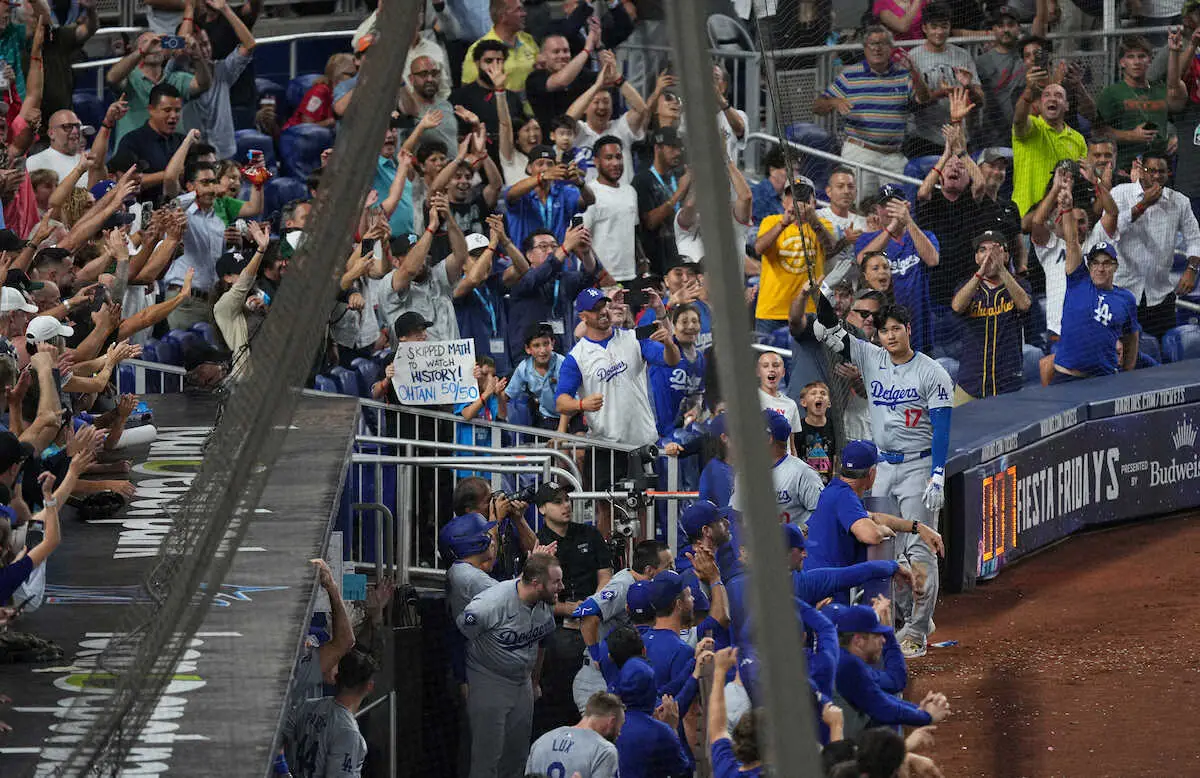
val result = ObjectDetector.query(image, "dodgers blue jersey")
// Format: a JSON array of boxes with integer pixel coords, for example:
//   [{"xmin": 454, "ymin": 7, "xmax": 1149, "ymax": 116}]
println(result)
[
  {"xmin": 647, "ymin": 345, "xmax": 706, "ymax": 437},
  {"xmin": 1054, "ymin": 264, "xmax": 1140, "ymax": 376},
  {"xmin": 804, "ymin": 478, "xmax": 872, "ymax": 571},
  {"xmin": 698, "ymin": 457, "xmax": 734, "ymax": 508},
  {"xmin": 712, "ymin": 738, "xmax": 763, "ymax": 778},
  {"xmin": 854, "ymin": 230, "xmax": 939, "ymax": 353}
]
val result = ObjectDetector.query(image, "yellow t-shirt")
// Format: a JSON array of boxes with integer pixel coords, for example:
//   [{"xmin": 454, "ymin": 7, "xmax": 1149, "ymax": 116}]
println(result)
[
  {"xmin": 461, "ymin": 29, "xmax": 540, "ymax": 92},
  {"xmin": 1012, "ymin": 114, "xmax": 1086, "ymax": 216},
  {"xmin": 755, "ymin": 214, "xmax": 827, "ymax": 321}
]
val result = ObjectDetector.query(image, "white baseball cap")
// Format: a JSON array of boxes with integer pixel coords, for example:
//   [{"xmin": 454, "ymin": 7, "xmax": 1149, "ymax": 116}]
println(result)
[
  {"xmin": 0, "ymin": 286, "xmax": 36, "ymax": 314},
  {"xmin": 26, "ymin": 315, "xmax": 73, "ymax": 343},
  {"xmin": 465, "ymin": 233, "xmax": 491, "ymax": 254}
]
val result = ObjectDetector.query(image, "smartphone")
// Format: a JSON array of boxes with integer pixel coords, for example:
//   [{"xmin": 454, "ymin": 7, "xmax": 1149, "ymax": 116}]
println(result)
[
  {"xmin": 570, "ymin": 213, "xmax": 585, "ymax": 230},
  {"xmin": 159, "ymin": 35, "xmax": 187, "ymax": 51},
  {"xmin": 361, "ymin": 238, "xmax": 376, "ymax": 256},
  {"xmin": 1142, "ymin": 122, "xmax": 1159, "ymax": 133},
  {"xmin": 626, "ymin": 289, "xmax": 648, "ymax": 312},
  {"xmin": 247, "ymin": 149, "xmax": 265, "ymax": 165},
  {"xmin": 1033, "ymin": 48, "xmax": 1050, "ymax": 70},
  {"xmin": 635, "ymin": 322, "xmax": 661, "ymax": 340}
]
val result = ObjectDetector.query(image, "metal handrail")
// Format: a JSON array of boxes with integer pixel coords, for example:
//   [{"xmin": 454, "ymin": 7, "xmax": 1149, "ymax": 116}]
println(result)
[
  {"xmin": 355, "ymin": 434, "xmax": 583, "ymax": 486},
  {"xmin": 349, "ymin": 453, "xmax": 584, "ymax": 493},
  {"xmin": 71, "ymin": 28, "xmax": 360, "ymax": 71},
  {"xmin": 745, "ymin": 131, "xmax": 924, "ymax": 186}
]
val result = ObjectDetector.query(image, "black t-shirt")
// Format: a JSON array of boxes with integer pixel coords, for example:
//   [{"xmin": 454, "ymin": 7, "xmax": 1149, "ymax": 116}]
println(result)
[
  {"xmin": 450, "ymin": 83, "xmax": 530, "ymax": 163},
  {"xmin": 524, "ymin": 69, "xmax": 588, "ymax": 140},
  {"xmin": 431, "ymin": 193, "xmax": 492, "ymax": 260},
  {"xmin": 916, "ymin": 190, "xmax": 988, "ymax": 307},
  {"xmin": 537, "ymin": 520, "xmax": 612, "ymax": 606},
  {"xmin": 796, "ymin": 418, "xmax": 837, "ymax": 484},
  {"xmin": 632, "ymin": 166, "xmax": 681, "ymax": 276},
  {"xmin": 201, "ymin": 7, "xmax": 260, "ymax": 116},
  {"xmin": 976, "ymin": 194, "xmax": 1023, "ymax": 259},
  {"xmin": 114, "ymin": 124, "xmax": 185, "ymax": 205}
]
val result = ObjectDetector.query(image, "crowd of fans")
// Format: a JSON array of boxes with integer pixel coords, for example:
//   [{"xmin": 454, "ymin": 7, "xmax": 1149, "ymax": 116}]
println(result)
[{"xmin": 0, "ymin": 0, "xmax": 1196, "ymax": 773}]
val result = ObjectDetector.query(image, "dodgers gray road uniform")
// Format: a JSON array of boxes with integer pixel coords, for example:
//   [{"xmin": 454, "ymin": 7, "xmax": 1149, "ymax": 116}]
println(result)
[
  {"xmin": 729, "ymin": 453, "xmax": 825, "ymax": 529},
  {"xmin": 848, "ymin": 336, "xmax": 953, "ymax": 643},
  {"xmin": 283, "ymin": 697, "xmax": 368, "ymax": 778},
  {"xmin": 458, "ymin": 580, "xmax": 556, "ymax": 778},
  {"xmin": 526, "ymin": 725, "xmax": 620, "ymax": 778},
  {"xmin": 571, "ymin": 569, "xmax": 637, "ymax": 712},
  {"xmin": 449, "ymin": 560, "xmax": 499, "ymax": 620}
]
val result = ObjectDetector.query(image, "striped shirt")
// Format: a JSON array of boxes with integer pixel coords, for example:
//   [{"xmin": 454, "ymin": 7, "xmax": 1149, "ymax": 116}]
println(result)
[{"xmin": 823, "ymin": 62, "xmax": 914, "ymax": 151}]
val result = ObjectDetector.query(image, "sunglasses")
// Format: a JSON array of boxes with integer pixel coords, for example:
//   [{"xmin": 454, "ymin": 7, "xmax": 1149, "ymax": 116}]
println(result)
[{"xmin": 851, "ymin": 308, "xmax": 877, "ymax": 317}]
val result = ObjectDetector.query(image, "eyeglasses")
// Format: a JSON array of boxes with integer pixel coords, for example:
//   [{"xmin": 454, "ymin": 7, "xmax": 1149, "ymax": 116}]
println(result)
[
  {"xmin": 53, "ymin": 122, "xmax": 81, "ymax": 131},
  {"xmin": 532, "ymin": 241, "xmax": 558, "ymax": 251},
  {"xmin": 865, "ymin": 40, "xmax": 891, "ymax": 49},
  {"xmin": 851, "ymin": 308, "xmax": 877, "ymax": 317}
]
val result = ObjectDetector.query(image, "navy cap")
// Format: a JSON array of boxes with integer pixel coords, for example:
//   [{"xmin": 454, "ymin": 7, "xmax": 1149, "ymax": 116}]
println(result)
[
  {"xmin": 626, "ymin": 580, "xmax": 655, "ymax": 619},
  {"xmin": 707, "ymin": 413, "xmax": 727, "ymax": 438},
  {"xmin": 1088, "ymin": 242, "xmax": 1119, "ymax": 262},
  {"xmin": 878, "ymin": 183, "xmax": 907, "ymax": 203},
  {"xmin": 394, "ymin": 311, "xmax": 434, "ymax": 337},
  {"xmin": 574, "ymin": 287, "xmax": 609, "ymax": 315},
  {"xmin": 651, "ymin": 126, "xmax": 684, "ymax": 147},
  {"xmin": 534, "ymin": 481, "xmax": 569, "ymax": 506},
  {"xmin": 438, "ymin": 512, "xmax": 497, "ymax": 560},
  {"xmin": 216, "ymin": 249, "xmax": 248, "ymax": 278},
  {"xmin": 972, "ymin": 230, "xmax": 1008, "ymax": 251},
  {"xmin": 842, "ymin": 440, "xmax": 880, "ymax": 470},
  {"xmin": 764, "ymin": 409, "xmax": 791, "ymax": 442},
  {"xmin": 834, "ymin": 604, "xmax": 893, "ymax": 634},
  {"xmin": 680, "ymin": 500, "xmax": 721, "ymax": 539},
  {"xmin": 782, "ymin": 522, "xmax": 808, "ymax": 550},
  {"xmin": 648, "ymin": 570, "xmax": 685, "ymax": 611},
  {"xmin": 529, "ymin": 144, "xmax": 557, "ymax": 162}
]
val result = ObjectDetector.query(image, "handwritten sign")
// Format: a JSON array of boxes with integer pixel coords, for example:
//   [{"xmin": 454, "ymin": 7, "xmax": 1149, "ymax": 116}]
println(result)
[{"xmin": 392, "ymin": 338, "xmax": 480, "ymax": 405}]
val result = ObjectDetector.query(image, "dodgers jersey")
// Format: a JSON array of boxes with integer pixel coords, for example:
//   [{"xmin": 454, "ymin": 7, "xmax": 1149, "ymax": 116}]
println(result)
[
  {"xmin": 283, "ymin": 696, "xmax": 367, "ymax": 778},
  {"xmin": 578, "ymin": 568, "xmax": 637, "ymax": 640},
  {"xmin": 849, "ymin": 337, "xmax": 953, "ymax": 453},
  {"xmin": 729, "ymin": 454, "xmax": 825, "ymax": 529},
  {"xmin": 447, "ymin": 560, "xmax": 499, "ymax": 620},
  {"xmin": 1054, "ymin": 263, "xmax": 1140, "ymax": 376},
  {"xmin": 559, "ymin": 328, "xmax": 663, "ymax": 447},
  {"xmin": 526, "ymin": 725, "xmax": 620, "ymax": 778},
  {"xmin": 458, "ymin": 579, "xmax": 556, "ymax": 686}
]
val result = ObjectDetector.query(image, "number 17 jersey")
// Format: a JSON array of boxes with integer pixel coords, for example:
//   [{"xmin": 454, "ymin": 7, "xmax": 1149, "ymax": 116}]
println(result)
[{"xmin": 849, "ymin": 337, "xmax": 953, "ymax": 453}]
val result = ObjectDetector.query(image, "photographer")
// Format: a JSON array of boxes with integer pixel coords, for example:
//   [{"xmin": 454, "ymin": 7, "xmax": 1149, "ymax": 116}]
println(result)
[
  {"xmin": 532, "ymin": 481, "xmax": 612, "ymax": 736},
  {"xmin": 451, "ymin": 476, "xmax": 536, "ymax": 582}
]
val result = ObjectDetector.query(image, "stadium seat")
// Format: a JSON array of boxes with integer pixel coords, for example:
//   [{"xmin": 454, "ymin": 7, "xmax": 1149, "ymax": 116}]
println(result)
[
  {"xmin": 235, "ymin": 129, "xmax": 278, "ymax": 171},
  {"xmin": 141, "ymin": 340, "xmax": 160, "ymax": 364},
  {"xmin": 190, "ymin": 321, "xmax": 219, "ymax": 346},
  {"xmin": 1162, "ymin": 324, "xmax": 1200, "ymax": 362},
  {"xmin": 1139, "ymin": 332, "xmax": 1161, "ymax": 363},
  {"xmin": 72, "ymin": 90, "xmax": 106, "ymax": 132},
  {"xmin": 329, "ymin": 366, "xmax": 362, "ymax": 397},
  {"xmin": 314, "ymin": 374, "xmax": 338, "ymax": 393},
  {"xmin": 163, "ymin": 329, "xmax": 199, "ymax": 354},
  {"xmin": 902, "ymin": 155, "xmax": 942, "ymax": 201},
  {"xmin": 255, "ymin": 77, "xmax": 288, "ymax": 114},
  {"xmin": 264, "ymin": 176, "xmax": 310, "ymax": 221},
  {"xmin": 350, "ymin": 357, "xmax": 379, "ymax": 398},
  {"xmin": 286, "ymin": 73, "xmax": 323, "ymax": 112},
  {"xmin": 155, "ymin": 338, "xmax": 182, "ymax": 366},
  {"xmin": 935, "ymin": 356, "xmax": 959, "ymax": 384},
  {"xmin": 1022, "ymin": 344, "xmax": 1044, "ymax": 384},
  {"xmin": 279, "ymin": 124, "xmax": 334, "ymax": 180}
]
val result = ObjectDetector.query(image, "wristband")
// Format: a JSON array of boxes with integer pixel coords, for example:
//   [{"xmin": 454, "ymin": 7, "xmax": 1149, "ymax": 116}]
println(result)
[
  {"xmin": 911, "ymin": 520, "xmax": 919, "ymax": 534},
  {"xmin": 710, "ymin": 580, "xmax": 724, "ymax": 587},
  {"xmin": 974, "ymin": 271, "xmax": 984, "ymax": 280},
  {"xmin": 102, "ymin": 122, "xmax": 114, "ymax": 130},
  {"xmin": 44, "ymin": 498, "xmax": 57, "ymax": 508},
  {"xmin": 931, "ymin": 167, "xmax": 942, "ymax": 179},
  {"xmin": 425, "ymin": 226, "xmax": 435, "ymax": 234},
  {"xmin": 613, "ymin": 76, "xmax": 625, "ymax": 87},
  {"xmin": 577, "ymin": 397, "xmax": 583, "ymax": 412}
]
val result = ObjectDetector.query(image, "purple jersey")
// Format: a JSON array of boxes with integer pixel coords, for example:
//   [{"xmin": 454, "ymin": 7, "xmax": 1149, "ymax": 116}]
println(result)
[{"xmin": 954, "ymin": 277, "xmax": 1033, "ymax": 397}]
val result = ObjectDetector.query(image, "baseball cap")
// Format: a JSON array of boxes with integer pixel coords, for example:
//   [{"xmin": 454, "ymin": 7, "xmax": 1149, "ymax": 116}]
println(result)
[
  {"xmin": 680, "ymin": 500, "xmax": 721, "ymax": 539},
  {"xmin": 90, "ymin": 180, "xmax": 116, "ymax": 201},
  {"xmin": 648, "ymin": 570, "xmax": 686, "ymax": 611},
  {"xmin": 991, "ymin": 4, "xmax": 1019, "ymax": 23},
  {"xmin": 26, "ymin": 315, "xmax": 73, "ymax": 343},
  {"xmin": 216, "ymin": 249, "xmax": 248, "ymax": 278},
  {"xmin": 574, "ymin": 287, "xmax": 609, "ymax": 315},
  {"xmin": 980, "ymin": 150, "xmax": 1011, "ymax": 167},
  {"xmin": 651, "ymin": 126, "xmax": 684, "ymax": 148},
  {"xmin": 784, "ymin": 175, "xmax": 816, "ymax": 201},
  {"xmin": 842, "ymin": 440, "xmax": 880, "ymax": 471},
  {"xmin": 391, "ymin": 232, "xmax": 420, "ymax": 256},
  {"xmin": 763, "ymin": 409, "xmax": 791, "ymax": 442},
  {"xmin": 438, "ymin": 512, "xmax": 498, "ymax": 560},
  {"xmin": 534, "ymin": 481, "xmax": 569, "ymax": 506},
  {"xmin": 626, "ymin": 580, "xmax": 655, "ymax": 619},
  {"xmin": 972, "ymin": 230, "xmax": 1008, "ymax": 251},
  {"xmin": 0, "ymin": 430, "xmax": 33, "ymax": 472},
  {"xmin": 0, "ymin": 229, "xmax": 24, "ymax": 252},
  {"xmin": 664, "ymin": 253, "xmax": 701, "ymax": 275},
  {"xmin": 6, "ymin": 269, "xmax": 43, "ymax": 293},
  {"xmin": 707, "ymin": 412, "xmax": 727, "ymax": 438},
  {"xmin": 878, "ymin": 183, "xmax": 908, "ymax": 203},
  {"xmin": 821, "ymin": 602, "xmax": 849, "ymax": 626},
  {"xmin": 393, "ymin": 311, "xmax": 433, "ymax": 338},
  {"xmin": 0, "ymin": 287, "xmax": 36, "ymax": 314},
  {"xmin": 1088, "ymin": 242, "xmax": 1118, "ymax": 262},
  {"xmin": 834, "ymin": 604, "xmax": 893, "ymax": 634},
  {"xmin": 465, "ymin": 233, "xmax": 491, "ymax": 254},
  {"xmin": 529, "ymin": 144, "xmax": 557, "ymax": 163},
  {"xmin": 782, "ymin": 521, "xmax": 808, "ymax": 550}
]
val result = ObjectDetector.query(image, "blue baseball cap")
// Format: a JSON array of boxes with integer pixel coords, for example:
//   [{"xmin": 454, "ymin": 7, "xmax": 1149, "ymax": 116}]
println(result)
[
  {"xmin": 438, "ymin": 512, "xmax": 497, "ymax": 560},
  {"xmin": 1087, "ymin": 242, "xmax": 1118, "ymax": 262},
  {"xmin": 680, "ymin": 500, "xmax": 721, "ymax": 539},
  {"xmin": 707, "ymin": 413, "xmax": 727, "ymax": 438},
  {"xmin": 626, "ymin": 580, "xmax": 655, "ymax": 619},
  {"xmin": 575, "ymin": 287, "xmax": 609, "ymax": 315},
  {"xmin": 782, "ymin": 522, "xmax": 808, "ymax": 550},
  {"xmin": 90, "ymin": 180, "xmax": 116, "ymax": 200},
  {"xmin": 878, "ymin": 183, "xmax": 907, "ymax": 203},
  {"xmin": 842, "ymin": 440, "xmax": 880, "ymax": 470},
  {"xmin": 821, "ymin": 602, "xmax": 849, "ymax": 626},
  {"xmin": 648, "ymin": 570, "xmax": 686, "ymax": 611},
  {"xmin": 834, "ymin": 604, "xmax": 893, "ymax": 634},
  {"xmin": 764, "ymin": 410, "xmax": 791, "ymax": 442}
]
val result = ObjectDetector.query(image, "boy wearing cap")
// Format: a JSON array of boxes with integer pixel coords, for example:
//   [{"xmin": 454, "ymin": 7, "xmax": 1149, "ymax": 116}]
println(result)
[
  {"xmin": 752, "ymin": 178, "xmax": 834, "ymax": 334},
  {"xmin": 505, "ymin": 322, "xmax": 567, "ymax": 429},
  {"xmin": 504, "ymin": 143, "xmax": 594, "ymax": 252},
  {"xmin": 950, "ymin": 231, "xmax": 1032, "ymax": 403}
]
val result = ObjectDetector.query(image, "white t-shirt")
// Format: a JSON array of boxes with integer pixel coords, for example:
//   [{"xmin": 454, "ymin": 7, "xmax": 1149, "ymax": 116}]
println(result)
[
  {"xmin": 565, "ymin": 328, "xmax": 659, "ymax": 447},
  {"xmin": 501, "ymin": 149, "xmax": 529, "ymax": 187},
  {"xmin": 1033, "ymin": 221, "xmax": 1117, "ymax": 336},
  {"xmin": 681, "ymin": 108, "xmax": 749, "ymax": 164},
  {"xmin": 574, "ymin": 115, "xmax": 644, "ymax": 187},
  {"xmin": 759, "ymin": 387, "xmax": 802, "ymax": 435},
  {"xmin": 584, "ymin": 180, "xmax": 639, "ymax": 282},
  {"xmin": 26, "ymin": 147, "xmax": 85, "ymax": 187},
  {"xmin": 816, "ymin": 207, "xmax": 868, "ymax": 240},
  {"xmin": 673, "ymin": 208, "xmax": 749, "ymax": 263}
]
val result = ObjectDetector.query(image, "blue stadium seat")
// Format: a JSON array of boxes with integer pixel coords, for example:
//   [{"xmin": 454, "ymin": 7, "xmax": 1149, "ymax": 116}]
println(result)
[
  {"xmin": 1022, "ymin": 344, "xmax": 1044, "ymax": 384},
  {"xmin": 314, "ymin": 374, "xmax": 338, "ymax": 393},
  {"xmin": 935, "ymin": 356, "xmax": 959, "ymax": 384},
  {"xmin": 256, "ymin": 77, "xmax": 288, "ymax": 114},
  {"xmin": 286, "ymin": 73, "xmax": 323, "ymax": 112},
  {"xmin": 372, "ymin": 347, "xmax": 394, "ymax": 365},
  {"xmin": 190, "ymin": 321, "xmax": 219, "ymax": 346},
  {"xmin": 235, "ymin": 129, "xmax": 278, "ymax": 172},
  {"xmin": 1162, "ymin": 324, "xmax": 1200, "ymax": 362},
  {"xmin": 141, "ymin": 340, "xmax": 160, "ymax": 363},
  {"xmin": 1139, "ymin": 332, "xmax": 1161, "ymax": 363},
  {"xmin": 350, "ymin": 358, "xmax": 379, "ymax": 397},
  {"xmin": 902, "ymin": 155, "xmax": 942, "ymax": 202},
  {"xmin": 329, "ymin": 366, "xmax": 361, "ymax": 397},
  {"xmin": 72, "ymin": 90, "xmax": 106, "ymax": 133},
  {"xmin": 163, "ymin": 329, "xmax": 199, "ymax": 357},
  {"xmin": 279, "ymin": 124, "xmax": 334, "ymax": 180},
  {"xmin": 155, "ymin": 338, "xmax": 182, "ymax": 366},
  {"xmin": 264, "ymin": 176, "xmax": 310, "ymax": 221}
]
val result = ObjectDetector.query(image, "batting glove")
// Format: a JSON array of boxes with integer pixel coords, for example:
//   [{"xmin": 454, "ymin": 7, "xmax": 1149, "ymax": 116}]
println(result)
[
  {"xmin": 811, "ymin": 320, "xmax": 848, "ymax": 353},
  {"xmin": 922, "ymin": 467, "xmax": 945, "ymax": 512}
]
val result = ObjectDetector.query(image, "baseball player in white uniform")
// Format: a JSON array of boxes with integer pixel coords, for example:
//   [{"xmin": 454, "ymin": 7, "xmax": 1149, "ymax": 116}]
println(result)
[
  {"xmin": 729, "ymin": 410, "xmax": 825, "ymax": 530},
  {"xmin": 813, "ymin": 291, "xmax": 952, "ymax": 659}
]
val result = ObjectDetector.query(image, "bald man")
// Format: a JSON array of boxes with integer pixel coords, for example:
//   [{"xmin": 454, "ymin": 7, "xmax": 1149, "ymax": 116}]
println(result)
[{"xmin": 27, "ymin": 110, "xmax": 86, "ymax": 187}]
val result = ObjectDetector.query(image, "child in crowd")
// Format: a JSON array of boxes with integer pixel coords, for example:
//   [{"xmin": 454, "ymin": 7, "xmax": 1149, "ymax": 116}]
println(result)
[
  {"xmin": 756, "ymin": 350, "xmax": 800, "ymax": 455},
  {"xmin": 549, "ymin": 114, "xmax": 585, "ymax": 169},
  {"xmin": 504, "ymin": 322, "xmax": 569, "ymax": 431},
  {"xmin": 797, "ymin": 381, "xmax": 837, "ymax": 483},
  {"xmin": 454, "ymin": 354, "xmax": 507, "ymax": 477}
]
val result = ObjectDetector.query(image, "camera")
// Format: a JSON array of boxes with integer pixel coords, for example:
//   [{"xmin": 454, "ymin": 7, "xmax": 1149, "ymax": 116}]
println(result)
[{"xmin": 494, "ymin": 484, "xmax": 537, "ymax": 503}]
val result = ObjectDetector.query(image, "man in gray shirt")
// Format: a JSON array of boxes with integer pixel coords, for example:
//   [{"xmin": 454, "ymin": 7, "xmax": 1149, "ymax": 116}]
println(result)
[
  {"xmin": 458, "ymin": 551, "xmax": 562, "ymax": 778},
  {"xmin": 283, "ymin": 649, "xmax": 378, "ymax": 778},
  {"xmin": 180, "ymin": 0, "xmax": 257, "ymax": 159},
  {"xmin": 974, "ymin": 7, "xmax": 1026, "ymax": 149},
  {"xmin": 166, "ymin": 162, "xmax": 225, "ymax": 330},
  {"xmin": 526, "ymin": 691, "xmax": 623, "ymax": 778},
  {"xmin": 906, "ymin": 2, "xmax": 985, "ymax": 158},
  {"xmin": 443, "ymin": 511, "xmax": 501, "ymax": 696}
]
